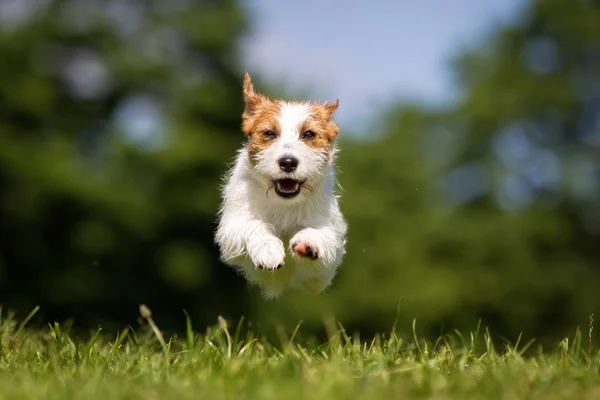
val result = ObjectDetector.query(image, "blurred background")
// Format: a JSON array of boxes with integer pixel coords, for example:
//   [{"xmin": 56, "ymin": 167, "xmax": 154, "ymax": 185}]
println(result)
[{"xmin": 1, "ymin": 0, "xmax": 599, "ymax": 345}]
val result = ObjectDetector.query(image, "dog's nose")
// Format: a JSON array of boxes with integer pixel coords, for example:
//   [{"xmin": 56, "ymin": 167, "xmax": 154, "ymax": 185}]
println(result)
[{"xmin": 278, "ymin": 156, "xmax": 299, "ymax": 173}]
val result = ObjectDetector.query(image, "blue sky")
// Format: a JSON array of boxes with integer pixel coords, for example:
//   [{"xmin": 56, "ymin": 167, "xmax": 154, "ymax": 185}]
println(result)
[{"xmin": 241, "ymin": 0, "xmax": 528, "ymax": 129}]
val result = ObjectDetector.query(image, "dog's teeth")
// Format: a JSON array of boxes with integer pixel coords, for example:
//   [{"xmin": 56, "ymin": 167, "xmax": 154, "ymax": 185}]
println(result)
[{"xmin": 276, "ymin": 182, "xmax": 299, "ymax": 193}]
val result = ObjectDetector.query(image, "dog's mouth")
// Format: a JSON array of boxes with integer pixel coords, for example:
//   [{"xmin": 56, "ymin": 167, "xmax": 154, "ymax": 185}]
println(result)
[{"xmin": 273, "ymin": 179, "xmax": 305, "ymax": 198}]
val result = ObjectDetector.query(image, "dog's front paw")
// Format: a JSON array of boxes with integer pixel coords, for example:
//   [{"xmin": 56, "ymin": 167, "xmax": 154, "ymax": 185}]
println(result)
[
  {"xmin": 290, "ymin": 231, "xmax": 321, "ymax": 261},
  {"xmin": 247, "ymin": 235, "xmax": 286, "ymax": 270},
  {"xmin": 291, "ymin": 241, "xmax": 319, "ymax": 260}
]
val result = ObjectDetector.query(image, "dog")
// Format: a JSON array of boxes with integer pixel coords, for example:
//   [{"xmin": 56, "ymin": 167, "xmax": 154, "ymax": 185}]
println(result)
[{"xmin": 214, "ymin": 72, "xmax": 348, "ymax": 299}]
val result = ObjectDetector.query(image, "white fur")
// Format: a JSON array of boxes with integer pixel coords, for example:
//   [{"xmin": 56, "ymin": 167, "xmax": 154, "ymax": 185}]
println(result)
[{"xmin": 214, "ymin": 103, "xmax": 347, "ymax": 299}]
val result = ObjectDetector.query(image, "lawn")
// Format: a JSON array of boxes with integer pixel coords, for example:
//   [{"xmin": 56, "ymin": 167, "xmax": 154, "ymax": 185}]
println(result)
[{"xmin": 1, "ymin": 306, "xmax": 599, "ymax": 400}]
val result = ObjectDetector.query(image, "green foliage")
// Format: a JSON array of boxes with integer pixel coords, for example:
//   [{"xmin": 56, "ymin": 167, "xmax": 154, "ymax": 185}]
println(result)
[
  {"xmin": 0, "ymin": 0, "xmax": 253, "ymax": 331},
  {"xmin": 256, "ymin": 0, "xmax": 600, "ymax": 343},
  {"xmin": 0, "ymin": 0, "xmax": 599, "ymax": 346},
  {"xmin": 1, "ymin": 308, "xmax": 600, "ymax": 399}
]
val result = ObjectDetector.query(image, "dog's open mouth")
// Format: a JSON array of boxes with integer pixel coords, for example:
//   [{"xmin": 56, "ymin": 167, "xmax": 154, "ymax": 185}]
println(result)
[{"xmin": 273, "ymin": 179, "xmax": 305, "ymax": 198}]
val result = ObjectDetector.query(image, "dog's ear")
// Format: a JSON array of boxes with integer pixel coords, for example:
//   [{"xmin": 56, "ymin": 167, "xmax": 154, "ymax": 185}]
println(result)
[
  {"xmin": 242, "ymin": 72, "xmax": 265, "ymax": 119},
  {"xmin": 322, "ymin": 100, "xmax": 340, "ymax": 141},
  {"xmin": 323, "ymin": 99, "xmax": 339, "ymax": 120}
]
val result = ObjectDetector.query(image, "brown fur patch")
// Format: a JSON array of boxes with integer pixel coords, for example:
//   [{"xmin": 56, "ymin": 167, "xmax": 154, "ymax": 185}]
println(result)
[
  {"xmin": 298, "ymin": 101, "xmax": 340, "ymax": 152},
  {"xmin": 241, "ymin": 72, "xmax": 282, "ymax": 162},
  {"xmin": 245, "ymin": 101, "xmax": 282, "ymax": 160},
  {"xmin": 241, "ymin": 72, "xmax": 340, "ymax": 163}
]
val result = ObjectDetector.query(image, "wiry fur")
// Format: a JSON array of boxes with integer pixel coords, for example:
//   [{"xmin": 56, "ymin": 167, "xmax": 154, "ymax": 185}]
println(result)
[{"xmin": 214, "ymin": 72, "xmax": 348, "ymax": 299}]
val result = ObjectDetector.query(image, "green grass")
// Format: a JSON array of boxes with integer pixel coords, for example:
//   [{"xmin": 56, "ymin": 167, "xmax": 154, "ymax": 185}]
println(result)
[{"xmin": 1, "ymin": 307, "xmax": 600, "ymax": 400}]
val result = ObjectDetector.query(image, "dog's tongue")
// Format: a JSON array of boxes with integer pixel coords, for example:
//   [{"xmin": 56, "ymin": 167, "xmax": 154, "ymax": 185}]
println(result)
[{"xmin": 277, "ymin": 179, "xmax": 298, "ymax": 192}]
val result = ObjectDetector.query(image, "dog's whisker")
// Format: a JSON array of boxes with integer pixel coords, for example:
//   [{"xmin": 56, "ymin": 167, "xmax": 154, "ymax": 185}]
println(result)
[
  {"xmin": 266, "ymin": 184, "xmax": 274, "ymax": 198},
  {"xmin": 303, "ymin": 184, "xmax": 315, "ymax": 194}
]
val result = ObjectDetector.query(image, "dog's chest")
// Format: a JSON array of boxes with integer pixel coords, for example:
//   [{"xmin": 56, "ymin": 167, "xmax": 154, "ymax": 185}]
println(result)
[
  {"xmin": 255, "ymin": 207, "xmax": 309, "ymax": 237},
  {"xmin": 247, "ymin": 187, "xmax": 325, "ymax": 237},
  {"xmin": 268, "ymin": 212, "xmax": 304, "ymax": 236}
]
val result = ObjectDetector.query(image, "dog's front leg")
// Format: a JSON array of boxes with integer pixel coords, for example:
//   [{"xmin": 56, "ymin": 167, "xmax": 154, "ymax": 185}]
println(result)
[
  {"xmin": 245, "ymin": 221, "xmax": 286, "ymax": 270},
  {"xmin": 289, "ymin": 226, "xmax": 345, "ymax": 266},
  {"xmin": 216, "ymin": 217, "xmax": 286, "ymax": 270}
]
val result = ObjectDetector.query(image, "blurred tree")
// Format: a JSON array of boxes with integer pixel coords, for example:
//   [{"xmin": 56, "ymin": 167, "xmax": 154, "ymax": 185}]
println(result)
[
  {"xmin": 0, "ymin": 0, "xmax": 255, "ymax": 333},
  {"xmin": 1, "ymin": 0, "xmax": 599, "ymax": 346},
  {"xmin": 256, "ymin": 0, "xmax": 600, "ymax": 345}
]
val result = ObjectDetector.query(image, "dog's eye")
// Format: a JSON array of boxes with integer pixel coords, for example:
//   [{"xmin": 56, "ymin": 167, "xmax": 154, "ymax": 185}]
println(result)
[
  {"xmin": 263, "ymin": 130, "xmax": 276, "ymax": 138},
  {"xmin": 301, "ymin": 130, "xmax": 316, "ymax": 140}
]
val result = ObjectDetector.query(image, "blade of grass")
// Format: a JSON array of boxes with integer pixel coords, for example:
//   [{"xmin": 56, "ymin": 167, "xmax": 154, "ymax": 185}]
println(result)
[
  {"xmin": 183, "ymin": 310, "xmax": 195, "ymax": 352},
  {"xmin": 15, "ymin": 306, "xmax": 40, "ymax": 337}
]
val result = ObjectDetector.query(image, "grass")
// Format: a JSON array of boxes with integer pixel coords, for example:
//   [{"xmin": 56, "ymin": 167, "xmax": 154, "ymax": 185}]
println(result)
[{"xmin": 1, "ymin": 306, "xmax": 600, "ymax": 400}]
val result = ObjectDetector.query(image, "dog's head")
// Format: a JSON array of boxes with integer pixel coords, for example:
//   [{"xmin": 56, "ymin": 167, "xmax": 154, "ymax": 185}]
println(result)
[{"xmin": 240, "ymin": 72, "xmax": 340, "ymax": 201}]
